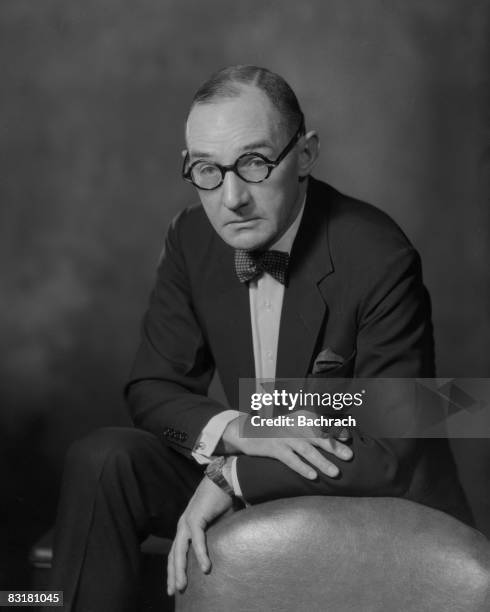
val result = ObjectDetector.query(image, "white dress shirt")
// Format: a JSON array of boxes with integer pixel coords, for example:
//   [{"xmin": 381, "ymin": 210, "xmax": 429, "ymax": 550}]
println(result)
[{"xmin": 192, "ymin": 197, "xmax": 306, "ymax": 497}]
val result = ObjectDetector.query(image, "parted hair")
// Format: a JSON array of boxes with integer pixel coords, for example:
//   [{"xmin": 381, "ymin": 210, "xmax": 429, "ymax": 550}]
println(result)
[{"xmin": 189, "ymin": 65, "xmax": 304, "ymax": 135}]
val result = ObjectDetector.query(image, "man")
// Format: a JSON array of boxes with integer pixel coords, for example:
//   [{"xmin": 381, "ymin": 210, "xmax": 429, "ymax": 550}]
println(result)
[{"xmin": 49, "ymin": 65, "xmax": 471, "ymax": 611}]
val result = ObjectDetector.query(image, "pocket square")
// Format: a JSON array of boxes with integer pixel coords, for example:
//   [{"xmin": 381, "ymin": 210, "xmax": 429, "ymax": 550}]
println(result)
[{"xmin": 312, "ymin": 347, "xmax": 346, "ymax": 374}]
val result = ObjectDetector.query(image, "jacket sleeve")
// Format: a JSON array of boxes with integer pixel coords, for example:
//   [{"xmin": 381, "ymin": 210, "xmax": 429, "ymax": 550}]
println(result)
[
  {"xmin": 236, "ymin": 246, "xmax": 434, "ymax": 503},
  {"xmin": 124, "ymin": 214, "xmax": 226, "ymax": 458}
]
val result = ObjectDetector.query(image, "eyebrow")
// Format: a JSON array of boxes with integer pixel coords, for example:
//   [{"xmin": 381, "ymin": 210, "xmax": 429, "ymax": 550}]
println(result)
[{"xmin": 188, "ymin": 140, "xmax": 274, "ymax": 160}]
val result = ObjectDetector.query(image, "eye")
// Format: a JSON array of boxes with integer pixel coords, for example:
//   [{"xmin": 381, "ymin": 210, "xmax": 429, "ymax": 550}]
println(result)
[
  {"xmin": 240, "ymin": 155, "xmax": 268, "ymax": 169},
  {"xmin": 193, "ymin": 162, "xmax": 220, "ymax": 176}
]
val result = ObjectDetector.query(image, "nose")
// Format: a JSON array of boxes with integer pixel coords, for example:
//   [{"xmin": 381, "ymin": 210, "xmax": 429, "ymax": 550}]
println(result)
[{"xmin": 221, "ymin": 170, "xmax": 249, "ymax": 211}]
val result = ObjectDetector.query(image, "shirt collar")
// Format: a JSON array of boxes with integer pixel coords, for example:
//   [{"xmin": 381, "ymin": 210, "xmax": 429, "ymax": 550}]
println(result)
[{"xmin": 270, "ymin": 193, "xmax": 307, "ymax": 254}]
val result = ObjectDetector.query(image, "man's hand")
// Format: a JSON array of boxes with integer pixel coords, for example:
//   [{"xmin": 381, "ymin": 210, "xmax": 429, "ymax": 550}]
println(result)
[
  {"xmin": 167, "ymin": 476, "xmax": 233, "ymax": 596},
  {"xmin": 222, "ymin": 410, "xmax": 353, "ymax": 480}
]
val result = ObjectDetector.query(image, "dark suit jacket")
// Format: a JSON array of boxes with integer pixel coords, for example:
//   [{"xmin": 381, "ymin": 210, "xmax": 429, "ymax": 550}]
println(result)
[{"xmin": 125, "ymin": 177, "xmax": 472, "ymax": 524}]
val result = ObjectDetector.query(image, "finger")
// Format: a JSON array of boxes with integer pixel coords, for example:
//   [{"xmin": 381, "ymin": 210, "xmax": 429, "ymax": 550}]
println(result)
[
  {"xmin": 341, "ymin": 427, "xmax": 353, "ymax": 442},
  {"xmin": 291, "ymin": 440, "xmax": 340, "ymax": 477},
  {"xmin": 276, "ymin": 446, "xmax": 318, "ymax": 479},
  {"xmin": 191, "ymin": 527, "xmax": 211, "ymax": 573},
  {"xmin": 314, "ymin": 435, "xmax": 353, "ymax": 461},
  {"xmin": 174, "ymin": 528, "xmax": 191, "ymax": 591},
  {"xmin": 167, "ymin": 542, "xmax": 176, "ymax": 596}
]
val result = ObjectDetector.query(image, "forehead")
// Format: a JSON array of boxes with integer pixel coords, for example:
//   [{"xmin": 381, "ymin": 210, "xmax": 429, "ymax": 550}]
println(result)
[{"xmin": 185, "ymin": 86, "xmax": 282, "ymax": 154}]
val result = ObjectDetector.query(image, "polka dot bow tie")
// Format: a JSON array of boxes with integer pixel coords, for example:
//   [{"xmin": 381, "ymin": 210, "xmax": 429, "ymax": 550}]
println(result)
[{"xmin": 234, "ymin": 249, "xmax": 290, "ymax": 285}]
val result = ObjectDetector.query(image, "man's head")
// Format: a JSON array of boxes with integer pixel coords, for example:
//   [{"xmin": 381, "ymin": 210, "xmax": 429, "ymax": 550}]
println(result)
[{"xmin": 184, "ymin": 66, "xmax": 319, "ymax": 251}]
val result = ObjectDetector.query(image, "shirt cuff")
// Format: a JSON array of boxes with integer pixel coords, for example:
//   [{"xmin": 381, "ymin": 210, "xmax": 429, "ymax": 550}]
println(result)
[
  {"xmin": 191, "ymin": 409, "xmax": 241, "ymax": 465},
  {"xmin": 230, "ymin": 456, "xmax": 245, "ymax": 501}
]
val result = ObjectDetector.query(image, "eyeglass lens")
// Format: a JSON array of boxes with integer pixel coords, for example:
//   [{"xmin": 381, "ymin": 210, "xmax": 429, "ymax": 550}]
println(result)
[{"xmin": 190, "ymin": 154, "xmax": 269, "ymax": 189}]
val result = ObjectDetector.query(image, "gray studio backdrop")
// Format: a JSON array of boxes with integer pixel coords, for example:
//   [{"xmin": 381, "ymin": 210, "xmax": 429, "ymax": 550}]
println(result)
[{"xmin": 1, "ymin": 0, "xmax": 489, "ymax": 585}]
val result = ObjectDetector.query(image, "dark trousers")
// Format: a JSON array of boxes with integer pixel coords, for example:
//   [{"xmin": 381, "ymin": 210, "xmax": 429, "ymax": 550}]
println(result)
[{"xmin": 47, "ymin": 427, "xmax": 202, "ymax": 612}]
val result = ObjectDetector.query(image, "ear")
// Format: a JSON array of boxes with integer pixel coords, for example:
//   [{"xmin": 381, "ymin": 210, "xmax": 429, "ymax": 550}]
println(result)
[
  {"xmin": 181, "ymin": 149, "xmax": 188, "ymax": 159},
  {"xmin": 298, "ymin": 130, "xmax": 319, "ymax": 179}
]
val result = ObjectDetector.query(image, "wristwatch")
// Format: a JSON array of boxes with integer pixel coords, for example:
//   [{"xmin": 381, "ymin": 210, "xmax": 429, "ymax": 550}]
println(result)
[{"xmin": 205, "ymin": 457, "xmax": 234, "ymax": 497}]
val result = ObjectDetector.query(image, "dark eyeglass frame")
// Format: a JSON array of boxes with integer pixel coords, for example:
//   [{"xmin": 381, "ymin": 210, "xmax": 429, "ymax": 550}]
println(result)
[{"xmin": 182, "ymin": 116, "xmax": 305, "ymax": 191}]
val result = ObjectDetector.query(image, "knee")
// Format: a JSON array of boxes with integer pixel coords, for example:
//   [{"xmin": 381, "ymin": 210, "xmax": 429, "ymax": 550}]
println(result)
[{"xmin": 64, "ymin": 427, "xmax": 152, "ymax": 477}]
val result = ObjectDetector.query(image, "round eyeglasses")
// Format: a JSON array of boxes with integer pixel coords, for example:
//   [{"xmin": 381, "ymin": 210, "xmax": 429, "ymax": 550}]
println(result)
[{"xmin": 182, "ymin": 118, "xmax": 305, "ymax": 191}]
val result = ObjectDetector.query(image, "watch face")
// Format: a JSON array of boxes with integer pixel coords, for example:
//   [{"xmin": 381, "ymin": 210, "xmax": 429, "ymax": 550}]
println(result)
[{"xmin": 206, "ymin": 457, "xmax": 224, "ymax": 478}]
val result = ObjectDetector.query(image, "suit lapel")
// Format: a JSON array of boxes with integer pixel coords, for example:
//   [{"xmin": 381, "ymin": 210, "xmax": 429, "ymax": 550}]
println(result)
[
  {"xmin": 276, "ymin": 178, "xmax": 334, "ymax": 378},
  {"xmin": 201, "ymin": 236, "xmax": 255, "ymax": 404}
]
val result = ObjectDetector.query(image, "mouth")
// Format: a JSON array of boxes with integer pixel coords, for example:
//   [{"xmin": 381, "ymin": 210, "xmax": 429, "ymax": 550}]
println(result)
[{"xmin": 226, "ymin": 218, "xmax": 259, "ymax": 226}]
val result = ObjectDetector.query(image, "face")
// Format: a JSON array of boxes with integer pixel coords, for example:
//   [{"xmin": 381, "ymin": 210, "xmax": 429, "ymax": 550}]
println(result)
[{"xmin": 185, "ymin": 86, "xmax": 313, "ymax": 250}]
